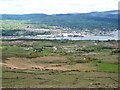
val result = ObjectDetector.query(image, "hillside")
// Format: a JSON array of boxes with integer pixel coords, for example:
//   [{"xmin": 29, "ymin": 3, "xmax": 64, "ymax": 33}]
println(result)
[{"xmin": 1, "ymin": 10, "xmax": 119, "ymax": 30}]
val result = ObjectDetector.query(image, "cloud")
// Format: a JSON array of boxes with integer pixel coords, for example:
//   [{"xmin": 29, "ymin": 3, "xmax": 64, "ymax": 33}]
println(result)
[{"xmin": 0, "ymin": 0, "xmax": 119, "ymax": 14}]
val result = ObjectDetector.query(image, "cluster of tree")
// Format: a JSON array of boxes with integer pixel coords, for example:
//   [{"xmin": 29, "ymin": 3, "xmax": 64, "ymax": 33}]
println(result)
[
  {"xmin": 2, "ymin": 30, "xmax": 20, "ymax": 36},
  {"xmin": 2, "ymin": 29, "xmax": 52, "ymax": 36},
  {"xmin": 33, "ymin": 47, "xmax": 44, "ymax": 53}
]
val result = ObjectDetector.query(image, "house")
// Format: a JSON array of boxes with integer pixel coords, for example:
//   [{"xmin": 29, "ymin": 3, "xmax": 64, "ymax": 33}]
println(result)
[{"xmin": 52, "ymin": 46, "xmax": 57, "ymax": 53}]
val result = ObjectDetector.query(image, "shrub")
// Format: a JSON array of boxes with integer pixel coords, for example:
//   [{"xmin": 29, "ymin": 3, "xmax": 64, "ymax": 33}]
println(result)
[
  {"xmin": 97, "ymin": 60, "xmax": 102, "ymax": 63},
  {"xmin": 111, "ymin": 49, "xmax": 120, "ymax": 54}
]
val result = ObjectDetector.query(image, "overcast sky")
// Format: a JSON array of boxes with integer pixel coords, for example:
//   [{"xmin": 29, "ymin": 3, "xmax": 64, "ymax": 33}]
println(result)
[{"xmin": 0, "ymin": 0, "xmax": 119, "ymax": 14}]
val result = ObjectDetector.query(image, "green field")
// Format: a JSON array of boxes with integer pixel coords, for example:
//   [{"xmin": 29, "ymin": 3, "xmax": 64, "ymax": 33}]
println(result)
[
  {"xmin": 97, "ymin": 63, "xmax": 119, "ymax": 73},
  {"xmin": 1, "ymin": 20, "xmax": 55, "ymax": 30},
  {"xmin": 0, "ymin": 20, "xmax": 29, "ymax": 30},
  {"xmin": 2, "ymin": 40, "xmax": 119, "ymax": 88},
  {"xmin": 2, "ymin": 70, "xmax": 118, "ymax": 88}
]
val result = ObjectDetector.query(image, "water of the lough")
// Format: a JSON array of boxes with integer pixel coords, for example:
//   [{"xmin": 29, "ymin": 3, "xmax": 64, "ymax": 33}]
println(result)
[{"xmin": 48, "ymin": 30, "xmax": 119, "ymax": 41}]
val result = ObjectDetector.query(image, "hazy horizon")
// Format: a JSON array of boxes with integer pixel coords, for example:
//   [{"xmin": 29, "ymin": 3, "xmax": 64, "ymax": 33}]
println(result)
[
  {"xmin": 0, "ymin": 0, "xmax": 119, "ymax": 15},
  {"xmin": 0, "ymin": 9, "xmax": 118, "ymax": 15}
]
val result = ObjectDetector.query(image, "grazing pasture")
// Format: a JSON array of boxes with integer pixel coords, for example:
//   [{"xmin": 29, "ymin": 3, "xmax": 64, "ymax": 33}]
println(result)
[{"xmin": 2, "ymin": 40, "xmax": 119, "ymax": 88}]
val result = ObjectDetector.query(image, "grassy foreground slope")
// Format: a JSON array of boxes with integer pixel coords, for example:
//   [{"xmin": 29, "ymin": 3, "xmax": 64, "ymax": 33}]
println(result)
[{"xmin": 2, "ymin": 40, "xmax": 119, "ymax": 88}]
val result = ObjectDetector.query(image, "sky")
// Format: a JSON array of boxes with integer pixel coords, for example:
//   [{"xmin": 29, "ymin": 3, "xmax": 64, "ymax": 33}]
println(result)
[{"xmin": 0, "ymin": 0, "xmax": 119, "ymax": 14}]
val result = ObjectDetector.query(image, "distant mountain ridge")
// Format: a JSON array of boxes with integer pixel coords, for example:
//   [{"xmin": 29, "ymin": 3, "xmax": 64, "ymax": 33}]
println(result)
[{"xmin": 1, "ymin": 10, "xmax": 119, "ymax": 30}]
